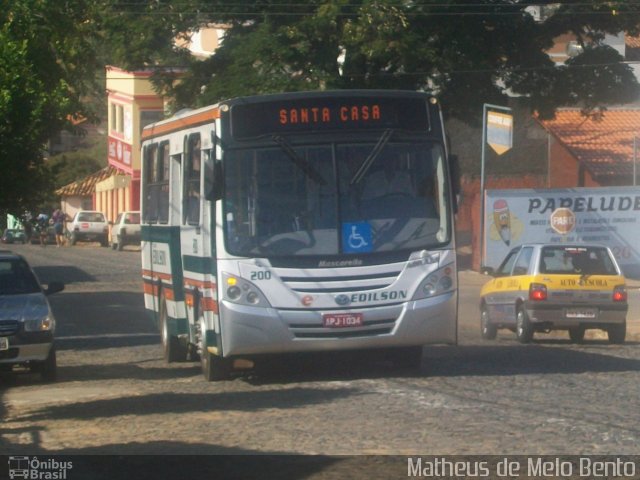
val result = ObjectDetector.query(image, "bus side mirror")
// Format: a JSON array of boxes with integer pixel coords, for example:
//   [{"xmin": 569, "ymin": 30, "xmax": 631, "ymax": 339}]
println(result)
[{"xmin": 206, "ymin": 161, "xmax": 223, "ymax": 201}]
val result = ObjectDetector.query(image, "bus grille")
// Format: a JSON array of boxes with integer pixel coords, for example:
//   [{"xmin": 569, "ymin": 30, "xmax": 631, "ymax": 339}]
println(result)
[
  {"xmin": 0, "ymin": 320, "xmax": 19, "ymax": 336},
  {"xmin": 279, "ymin": 268, "xmax": 402, "ymax": 294},
  {"xmin": 289, "ymin": 318, "xmax": 396, "ymax": 339}
]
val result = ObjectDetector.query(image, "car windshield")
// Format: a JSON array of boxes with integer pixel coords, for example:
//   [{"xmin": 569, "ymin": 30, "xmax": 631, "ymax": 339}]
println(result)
[
  {"xmin": 78, "ymin": 212, "xmax": 105, "ymax": 222},
  {"xmin": 223, "ymin": 141, "xmax": 450, "ymax": 256},
  {"xmin": 0, "ymin": 258, "xmax": 41, "ymax": 295},
  {"xmin": 540, "ymin": 246, "xmax": 618, "ymax": 275}
]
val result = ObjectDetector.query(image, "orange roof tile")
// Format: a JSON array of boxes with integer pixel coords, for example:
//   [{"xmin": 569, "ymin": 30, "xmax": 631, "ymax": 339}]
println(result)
[
  {"xmin": 626, "ymin": 34, "xmax": 640, "ymax": 49},
  {"xmin": 55, "ymin": 166, "xmax": 118, "ymax": 197},
  {"xmin": 538, "ymin": 109, "xmax": 640, "ymax": 179}
]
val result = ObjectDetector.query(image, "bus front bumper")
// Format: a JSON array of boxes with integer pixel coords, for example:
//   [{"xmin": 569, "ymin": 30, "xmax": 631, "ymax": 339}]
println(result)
[{"xmin": 219, "ymin": 292, "xmax": 457, "ymax": 356}]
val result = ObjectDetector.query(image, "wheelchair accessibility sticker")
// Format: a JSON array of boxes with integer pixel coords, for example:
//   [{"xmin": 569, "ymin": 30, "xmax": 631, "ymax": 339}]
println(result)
[{"xmin": 342, "ymin": 222, "xmax": 372, "ymax": 253}]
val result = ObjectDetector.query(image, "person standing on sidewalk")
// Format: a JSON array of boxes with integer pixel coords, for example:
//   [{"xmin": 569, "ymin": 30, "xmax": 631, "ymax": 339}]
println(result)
[{"xmin": 52, "ymin": 208, "xmax": 67, "ymax": 247}]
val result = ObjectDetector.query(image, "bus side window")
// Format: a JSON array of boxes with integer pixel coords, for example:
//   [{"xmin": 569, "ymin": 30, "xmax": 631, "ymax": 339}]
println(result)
[
  {"xmin": 143, "ymin": 144, "xmax": 158, "ymax": 223},
  {"xmin": 158, "ymin": 143, "xmax": 170, "ymax": 223},
  {"xmin": 184, "ymin": 134, "xmax": 201, "ymax": 225}
]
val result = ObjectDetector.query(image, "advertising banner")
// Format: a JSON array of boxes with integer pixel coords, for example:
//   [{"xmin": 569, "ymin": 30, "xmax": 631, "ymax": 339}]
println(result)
[
  {"xmin": 108, "ymin": 136, "xmax": 133, "ymax": 172},
  {"xmin": 486, "ymin": 111, "xmax": 513, "ymax": 155},
  {"xmin": 484, "ymin": 187, "xmax": 640, "ymax": 278}
]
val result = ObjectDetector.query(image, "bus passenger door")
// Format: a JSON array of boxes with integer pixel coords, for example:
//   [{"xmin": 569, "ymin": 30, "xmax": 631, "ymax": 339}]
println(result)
[{"xmin": 180, "ymin": 132, "xmax": 211, "ymax": 339}]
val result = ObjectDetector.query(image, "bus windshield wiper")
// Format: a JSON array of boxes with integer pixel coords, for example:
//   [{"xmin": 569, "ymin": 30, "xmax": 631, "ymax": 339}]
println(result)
[
  {"xmin": 350, "ymin": 129, "xmax": 393, "ymax": 185},
  {"xmin": 272, "ymin": 135, "xmax": 327, "ymax": 185}
]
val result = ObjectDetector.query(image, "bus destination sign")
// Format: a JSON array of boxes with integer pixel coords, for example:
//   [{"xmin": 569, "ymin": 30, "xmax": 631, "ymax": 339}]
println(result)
[{"xmin": 230, "ymin": 97, "xmax": 431, "ymax": 139}]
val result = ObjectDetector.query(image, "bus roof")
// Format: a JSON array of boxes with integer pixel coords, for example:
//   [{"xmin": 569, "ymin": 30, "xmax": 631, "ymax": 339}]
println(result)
[{"xmin": 141, "ymin": 104, "xmax": 220, "ymax": 141}]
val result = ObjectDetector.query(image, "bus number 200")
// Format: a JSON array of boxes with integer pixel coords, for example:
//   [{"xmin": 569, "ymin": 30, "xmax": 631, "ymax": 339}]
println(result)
[{"xmin": 251, "ymin": 271, "xmax": 272, "ymax": 281}]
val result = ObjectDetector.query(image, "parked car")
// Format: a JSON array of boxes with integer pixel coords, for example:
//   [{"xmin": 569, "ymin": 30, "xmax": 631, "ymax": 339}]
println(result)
[
  {"xmin": 68, "ymin": 210, "xmax": 109, "ymax": 247},
  {"xmin": 110, "ymin": 211, "xmax": 141, "ymax": 251},
  {"xmin": 0, "ymin": 251, "xmax": 64, "ymax": 381},
  {"xmin": 480, "ymin": 243, "xmax": 628, "ymax": 344},
  {"xmin": 1, "ymin": 229, "xmax": 26, "ymax": 244}
]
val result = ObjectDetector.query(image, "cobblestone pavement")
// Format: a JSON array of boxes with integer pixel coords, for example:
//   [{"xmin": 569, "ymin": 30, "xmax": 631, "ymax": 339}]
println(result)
[{"xmin": 1, "ymin": 244, "xmax": 640, "ymax": 464}]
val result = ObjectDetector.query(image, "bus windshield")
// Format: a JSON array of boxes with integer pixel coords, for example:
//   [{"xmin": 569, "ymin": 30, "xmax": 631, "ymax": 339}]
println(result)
[{"xmin": 223, "ymin": 141, "xmax": 450, "ymax": 256}]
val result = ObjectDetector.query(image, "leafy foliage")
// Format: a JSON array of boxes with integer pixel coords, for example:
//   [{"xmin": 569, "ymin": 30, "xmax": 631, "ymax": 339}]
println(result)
[
  {"xmin": 101, "ymin": 0, "xmax": 640, "ymax": 122},
  {"xmin": 0, "ymin": 0, "xmax": 104, "ymax": 214}
]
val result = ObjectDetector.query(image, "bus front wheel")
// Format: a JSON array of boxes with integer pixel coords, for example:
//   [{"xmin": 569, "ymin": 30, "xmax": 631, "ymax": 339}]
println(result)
[
  {"xmin": 198, "ymin": 312, "xmax": 232, "ymax": 381},
  {"xmin": 201, "ymin": 349, "xmax": 232, "ymax": 381},
  {"xmin": 160, "ymin": 296, "xmax": 187, "ymax": 363}
]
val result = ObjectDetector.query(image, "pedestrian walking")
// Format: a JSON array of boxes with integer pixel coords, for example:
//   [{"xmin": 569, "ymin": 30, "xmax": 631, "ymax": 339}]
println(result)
[
  {"xmin": 52, "ymin": 208, "xmax": 67, "ymax": 247},
  {"xmin": 36, "ymin": 213, "xmax": 49, "ymax": 247}
]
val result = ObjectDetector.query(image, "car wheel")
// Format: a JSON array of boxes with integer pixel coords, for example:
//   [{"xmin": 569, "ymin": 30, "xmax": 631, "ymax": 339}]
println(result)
[
  {"xmin": 159, "ymin": 294, "xmax": 187, "ymax": 363},
  {"xmin": 569, "ymin": 326, "xmax": 585, "ymax": 343},
  {"xmin": 100, "ymin": 235, "xmax": 109, "ymax": 247},
  {"xmin": 515, "ymin": 306, "xmax": 534, "ymax": 344},
  {"xmin": 481, "ymin": 305, "xmax": 497, "ymax": 340},
  {"xmin": 116, "ymin": 235, "xmax": 124, "ymax": 251},
  {"xmin": 607, "ymin": 322, "xmax": 626, "ymax": 344},
  {"xmin": 70, "ymin": 232, "xmax": 77, "ymax": 246},
  {"xmin": 111, "ymin": 242, "xmax": 117, "ymax": 250},
  {"xmin": 36, "ymin": 345, "xmax": 57, "ymax": 382}
]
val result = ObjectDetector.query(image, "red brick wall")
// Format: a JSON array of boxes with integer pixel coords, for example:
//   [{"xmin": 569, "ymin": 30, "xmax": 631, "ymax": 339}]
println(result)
[{"xmin": 548, "ymin": 139, "xmax": 597, "ymax": 187}]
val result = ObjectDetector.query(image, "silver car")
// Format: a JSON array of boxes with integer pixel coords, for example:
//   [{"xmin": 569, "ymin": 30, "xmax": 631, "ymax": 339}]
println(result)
[{"xmin": 0, "ymin": 251, "xmax": 64, "ymax": 381}]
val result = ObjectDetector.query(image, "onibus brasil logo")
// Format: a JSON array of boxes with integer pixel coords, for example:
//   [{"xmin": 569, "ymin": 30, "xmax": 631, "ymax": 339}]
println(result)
[{"xmin": 8, "ymin": 456, "xmax": 73, "ymax": 479}]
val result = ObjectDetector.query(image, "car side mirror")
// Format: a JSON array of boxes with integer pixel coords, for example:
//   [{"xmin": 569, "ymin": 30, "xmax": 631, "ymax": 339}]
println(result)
[
  {"xmin": 481, "ymin": 266, "xmax": 495, "ymax": 276},
  {"xmin": 45, "ymin": 281, "xmax": 65, "ymax": 295}
]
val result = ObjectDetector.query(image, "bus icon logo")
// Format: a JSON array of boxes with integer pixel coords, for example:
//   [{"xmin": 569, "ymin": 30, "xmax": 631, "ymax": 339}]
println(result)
[{"xmin": 8, "ymin": 456, "xmax": 30, "ymax": 479}]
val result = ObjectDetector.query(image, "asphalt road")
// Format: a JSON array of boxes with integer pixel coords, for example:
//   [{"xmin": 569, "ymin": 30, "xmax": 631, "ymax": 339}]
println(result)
[{"xmin": 1, "ymin": 242, "xmax": 640, "ymax": 474}]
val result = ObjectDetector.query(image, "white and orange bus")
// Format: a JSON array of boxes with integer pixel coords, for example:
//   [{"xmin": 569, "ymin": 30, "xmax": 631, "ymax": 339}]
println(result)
[{"xmin": 141, "ymin": 90, "xmax": 458, "ymax": 380}]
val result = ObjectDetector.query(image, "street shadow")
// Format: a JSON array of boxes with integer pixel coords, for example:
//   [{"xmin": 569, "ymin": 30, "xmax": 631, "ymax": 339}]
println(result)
[
  {"xmin": 31, "ymin": 265, "xmax": 96, "ymax": 284},
  {"xmin": 47, "ymin": 291, "xmax": 153, "ymax": 338},
  {"xmin": 0, "ymin": 443, "xmax": 406, "ymax": 479},
  {"xmin": 242, "ymin": 350, "xmax": 425, "ymax": 386},
  {"xmin": 55, "ymin": 333, "xmax": 160, "ymax": 351},
  {"xmin": 17, "ymin": 387, "xmax": 364, "ymax": 422},
  {"xmin": 423, "ymin": 343, "xmax": 640, "ymax": 377},
  {"xmin": 0, "ymin": 357, "xmax": 187, "ymax": 386},
  {"xmin": 0, "ymin": 438, "xmax": 364, "ymax": 478}
]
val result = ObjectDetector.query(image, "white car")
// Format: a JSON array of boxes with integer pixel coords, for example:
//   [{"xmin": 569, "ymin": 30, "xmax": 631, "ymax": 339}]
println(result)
[
  {"xmin": 110, "ymin": 211, "xmax": 141, "ymax": 251},
  {"xmin": 68, "ymin": 210, "xmax": 109, "ymax": 247},
  {"xmin": 0, "ymin": 251, "xmax": 64, "ymax": 381}
]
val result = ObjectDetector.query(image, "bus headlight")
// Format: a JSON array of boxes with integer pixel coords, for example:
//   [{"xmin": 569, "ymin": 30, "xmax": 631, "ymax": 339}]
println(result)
[
  {"xmin": 227, "ymin": 285, "xmax": 242, "ymax": 300},
  {"xmin": 412, "ymin": 264, "xmax": 456, "ymax": 301},
  {"xmin": 222, "ymin": 273, "xmax": 271, "ymax": 307}
]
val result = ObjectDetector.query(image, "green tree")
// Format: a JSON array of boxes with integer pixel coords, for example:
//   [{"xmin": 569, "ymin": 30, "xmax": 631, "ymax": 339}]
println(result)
[
  {"xmin": 101, "ymin": 0, "xmax": 640, "ymax": 121},
  {"xmin": 0, "ymin": 0, "xmax": 103, "ymax": 214}
]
